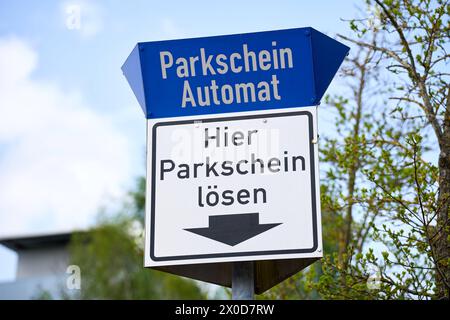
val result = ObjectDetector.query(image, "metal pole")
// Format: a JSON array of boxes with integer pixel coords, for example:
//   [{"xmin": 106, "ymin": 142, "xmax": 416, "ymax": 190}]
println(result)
[{"xmin": 232, "ymin": 261, "xmax": 254, "ymax": 300}]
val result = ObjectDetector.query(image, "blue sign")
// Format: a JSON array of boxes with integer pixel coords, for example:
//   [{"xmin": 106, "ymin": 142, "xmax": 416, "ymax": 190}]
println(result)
[{"xmin": 122, "ymin": 27, "xmax": 349, "ymax": 119}]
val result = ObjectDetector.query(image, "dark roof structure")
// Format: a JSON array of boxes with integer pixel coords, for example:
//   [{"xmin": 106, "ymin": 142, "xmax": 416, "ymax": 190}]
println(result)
[{"xmin": 0, "ymin": 232, "xmax": 73, "ymax": 251}]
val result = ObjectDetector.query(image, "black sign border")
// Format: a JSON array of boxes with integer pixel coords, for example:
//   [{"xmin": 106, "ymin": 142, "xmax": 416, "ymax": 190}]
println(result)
[{"xmin": 150, "ymin": 111, "xmax": 318, "ymax": 261}]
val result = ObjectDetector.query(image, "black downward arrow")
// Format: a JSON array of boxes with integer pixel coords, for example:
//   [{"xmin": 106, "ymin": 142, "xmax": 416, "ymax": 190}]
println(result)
[{"xmin": 184, "ymin": 213, "xmax": 281, "ymax": 246}]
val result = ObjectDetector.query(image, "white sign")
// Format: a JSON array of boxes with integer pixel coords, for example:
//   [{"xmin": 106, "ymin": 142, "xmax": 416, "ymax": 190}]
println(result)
[{"xmin": 145, "ymin": 107, "xmax": 322, "ymax": 266}]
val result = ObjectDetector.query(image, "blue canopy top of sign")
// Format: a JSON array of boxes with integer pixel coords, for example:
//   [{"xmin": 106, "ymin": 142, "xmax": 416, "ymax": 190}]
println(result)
[{"xmin": 122, "ymin": 27, "xmax": 349, "ymax": 119}]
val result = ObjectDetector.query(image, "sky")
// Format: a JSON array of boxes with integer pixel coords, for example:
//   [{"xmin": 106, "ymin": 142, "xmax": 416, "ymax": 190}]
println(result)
[{"xmin": 0, "ymin": 0, "xmax": 362, "ymax": 282}]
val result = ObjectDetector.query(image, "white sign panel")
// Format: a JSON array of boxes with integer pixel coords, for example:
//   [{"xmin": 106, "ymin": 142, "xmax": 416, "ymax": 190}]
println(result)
[{"xmin": 145, "ymin": 107, "xmax": 322, "ymax": 266}]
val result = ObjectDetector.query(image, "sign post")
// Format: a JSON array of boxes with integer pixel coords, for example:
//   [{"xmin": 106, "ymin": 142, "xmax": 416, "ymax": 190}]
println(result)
[
  {"xmin": 122, "ymin": 27, "xmax": 349, "ymax": 296},
  {"xmin": 232, "ymin": 262, "xmax": 254, "ymax": 300}
]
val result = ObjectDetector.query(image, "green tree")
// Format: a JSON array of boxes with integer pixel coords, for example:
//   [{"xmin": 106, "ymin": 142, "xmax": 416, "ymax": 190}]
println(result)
[
  {"xmin": 67, "ymin": 178, "xmax": 205, "ymax": 300},
  {"xmin": 268, "ymin": 0, "xmax": 449, "ymax": 300},
  {"xmin": 337, "ymin": 0, "xmax": 449, "ymax": 300},
  {"xmin": 310, "ymin": 40, "xmax": 436, "ymax": 299}
]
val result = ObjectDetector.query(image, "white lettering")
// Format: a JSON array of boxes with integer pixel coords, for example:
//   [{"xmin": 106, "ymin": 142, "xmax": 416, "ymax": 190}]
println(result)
[
  {"xmin": 200, "ymin": 48, "xmax": 216, "ymax": 76},
  {"xmin": 160, "ymin": 51, "xmax": 173, "ymax": 79},
  {"xmin": 230, "ymin": 53, "xmax": 242, "ymax": 73},
  {"xmin": 181, "ymin": 80, "xmax": 196, "ymax": 107}
]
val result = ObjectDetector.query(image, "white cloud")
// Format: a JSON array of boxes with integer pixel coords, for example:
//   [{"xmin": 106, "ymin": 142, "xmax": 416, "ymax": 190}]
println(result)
[{"xmin": 0, "ymin": 37, "xmax": 132, "ymax": 237}]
